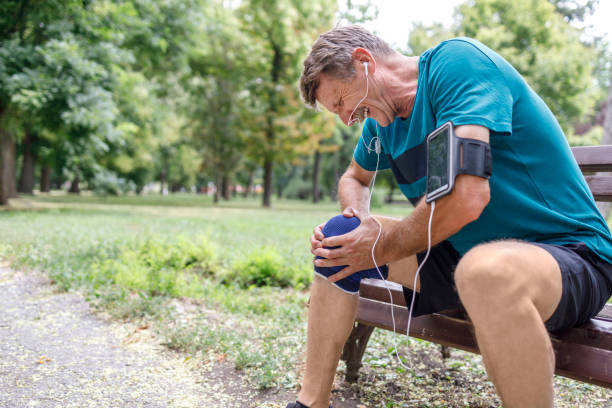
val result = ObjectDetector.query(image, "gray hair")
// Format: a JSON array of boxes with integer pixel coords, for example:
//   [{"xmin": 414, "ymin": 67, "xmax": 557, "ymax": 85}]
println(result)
[{"xmin": 299, "ymin": 25, "xmax": 394, "ymax": 108}]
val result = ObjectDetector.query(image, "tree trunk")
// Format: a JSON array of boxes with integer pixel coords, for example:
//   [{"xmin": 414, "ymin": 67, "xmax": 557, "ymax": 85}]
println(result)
[
  {"xmin": 159, "ymin": 169, "xmax": 166, "ymax": 195},
  {"xmin": 214, "ymin": 173, "xmax": 221, "ymax": 204},
  {"xmin": 312, "ymin": 149, "xmax": 321, "ymax": 203},
  {"xmin": 244, "ymin": 170, "xmax": 254, "ymax": 198},
  {"xmin": 597, "ymin": 71, "xmax": 612, "ymax": 221},
  {"xmin": 386, "ymin": 183, "xmax": 395, "ymax": 203},
  {"xmin": 68, "ymin": 177, "xmax": 80, "ymax": 194},
  {"xmin": 262, "ymin": 155, "xmax": 272, "ymax": 207},
  {"xmin": 261, "ymin": 42, "xmax": 282, "ymax": 208},
  {"xmin": 40, "ymin": 165, "xmax": 51, "ymax": 192},
  {"xmin": 0, "ymin": 129, "xmax": 16, "ymax": 204},
  {"xmin": 18, "ymin": 131, "xmax": 37, "ymax": 194},
  {"xmin": 221, "ymin": 173, "xmax": 230, "ymax": 200}
]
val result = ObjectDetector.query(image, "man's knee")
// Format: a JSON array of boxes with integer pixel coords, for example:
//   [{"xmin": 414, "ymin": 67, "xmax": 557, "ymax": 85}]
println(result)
[
  {"xmin": 455, "ymin": 242, "xmax": 529, "ymax": 305},
  {"xmin": 314, "ymin": 214, "xmax": 388, "ymax": 294}
]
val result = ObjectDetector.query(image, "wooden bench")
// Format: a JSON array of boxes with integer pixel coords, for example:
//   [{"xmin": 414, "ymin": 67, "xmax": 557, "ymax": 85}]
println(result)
[{"xmin": 341, "ymin": 145, "xmax": 612, "ymax": 389}]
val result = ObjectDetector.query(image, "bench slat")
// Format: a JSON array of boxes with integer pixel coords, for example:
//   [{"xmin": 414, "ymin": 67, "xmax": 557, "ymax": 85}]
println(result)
[
  {"xmin": 359, "ymin": 279, "xmax": 612, "ymax": 323},
  {"xmin": 584, "ymin": 175, "xmax": 612, "ymax": 202},
  {"xmin": 572, "ymin": 146, "xmax": 612, "ymax": 172},
  {"xmin": 356, "ymin": 296, "xmax": 612, "ymax": 388}
]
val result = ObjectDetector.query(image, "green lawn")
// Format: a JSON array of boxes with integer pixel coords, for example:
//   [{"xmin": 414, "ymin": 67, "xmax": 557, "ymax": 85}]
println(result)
[
  {"xmin": 0, "ymin": 193, "xmax": 414, "ymax": 390},
  {"xmin": 1, "ymin": 193, "xmax": 610, "ymax": 406}
]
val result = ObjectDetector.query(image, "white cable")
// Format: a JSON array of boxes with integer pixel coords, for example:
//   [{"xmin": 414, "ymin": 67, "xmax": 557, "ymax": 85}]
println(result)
[
  {"xmin": 406, "ymin": 201, "xmax": 435, "ymax": 342},
  {"xmin": 347, "ymin": 69, "xmax": 369, "ymax": 127},
  {"xmin": 365, "ymin": 119, "xmax": 436, "ymax": 369},
  {"xmin": 367, "ymin": 120, "xmax": 410, "ymax": 370},
  {"xmin": 350, "ymin": 69, "xmax": 436, "ymax": 368}
]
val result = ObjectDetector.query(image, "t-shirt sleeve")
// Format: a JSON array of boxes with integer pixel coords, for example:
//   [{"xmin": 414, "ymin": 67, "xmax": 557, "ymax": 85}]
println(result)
[
  {"xmin": 428, "ymin": 40, "xmax": 513, "ymax": 135},
  {"xmin": 353, "ymin": 118, "xmax": 391, "ymax": 171}
]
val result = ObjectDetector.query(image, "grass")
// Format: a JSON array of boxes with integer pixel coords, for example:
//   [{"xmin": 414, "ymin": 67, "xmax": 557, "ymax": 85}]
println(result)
[
  {"xmin": 0, "ymin": 192, "xmax": 412, "ymax": 390},
  {"xmin": 1, "ymin": 192, "xmax": 611, "ymax": 406}
]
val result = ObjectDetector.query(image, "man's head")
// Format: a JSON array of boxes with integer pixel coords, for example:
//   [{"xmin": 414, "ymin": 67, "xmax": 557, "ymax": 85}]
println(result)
[{"xmin": 299, "ymin": 25, "xmax": 394, "ymax": 123}]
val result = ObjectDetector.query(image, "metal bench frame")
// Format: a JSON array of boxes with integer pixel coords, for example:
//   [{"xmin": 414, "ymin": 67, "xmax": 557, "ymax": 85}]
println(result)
[{"xmin": 341, "ymin": 145, "xmax": 612, "ymax": 388}]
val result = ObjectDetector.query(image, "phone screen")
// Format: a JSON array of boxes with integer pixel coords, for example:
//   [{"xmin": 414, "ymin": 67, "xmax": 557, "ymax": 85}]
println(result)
[{"xmin": 427, "ymin": 127, "xmax": 450, "ymax": 195}]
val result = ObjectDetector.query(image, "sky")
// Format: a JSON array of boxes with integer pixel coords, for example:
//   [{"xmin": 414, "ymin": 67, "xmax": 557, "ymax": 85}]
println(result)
[{"xmin": 361, "ymin": 0, "xmax": 612, "ymax": 51}]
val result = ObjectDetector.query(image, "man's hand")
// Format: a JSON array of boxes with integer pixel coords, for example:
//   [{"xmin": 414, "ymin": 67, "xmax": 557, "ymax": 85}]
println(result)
[
  {"xmin": 310, "ymin": 207, "xmax": 360, "ymax": 255},
  {"xmin": 312, "ymin": 208, "xmax": 385, "ymax": 282}
]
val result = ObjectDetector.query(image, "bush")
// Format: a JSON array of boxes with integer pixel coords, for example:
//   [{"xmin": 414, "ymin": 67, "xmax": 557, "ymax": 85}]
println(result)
[
  {"xmin": 224, "ymin": 247, "xmax": 305, "ymax": 288},
  {"xmin": 90, "ymin": 236, "xmax": 217, "ymax": 297},
  {"xmin": 283, "ymin": 177, "xmax": 313, "ymax": 200},
  {"xmin": 90, "ymin": 170, "xmax": 136, "ymax": 196}
]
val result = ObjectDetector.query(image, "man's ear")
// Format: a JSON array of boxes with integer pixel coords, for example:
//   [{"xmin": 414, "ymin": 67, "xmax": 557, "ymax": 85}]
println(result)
[{"xmin": 352, "ymin": 47, "xmax": 375, "ymax": 75}]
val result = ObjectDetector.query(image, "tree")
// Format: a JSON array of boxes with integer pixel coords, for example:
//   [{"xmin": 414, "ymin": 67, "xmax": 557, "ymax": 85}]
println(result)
[
  {"xmin": 459, "ymin": 0, "xmax": 599, "ymax": 130},
  {"xmin": 407, "ymin": 22, "xmax": 454, "ymax": 55},
  {"xmin": 549, "ymin": 0, "xmax": 598, "ymax": 22},
  {"xmin": 184, "ymin": 1, "xmax": 250, "ymax": 203},
  {"xmin": 405, "ymin": 0, "xmax": 601, "ymax": 132},
  {"xmin": 0, "ymin": 1, "xmax": 85, "ymax": 204},
  {"xmin": 238, "ymin": 0, "xmax": 336, "ymax": 207}
]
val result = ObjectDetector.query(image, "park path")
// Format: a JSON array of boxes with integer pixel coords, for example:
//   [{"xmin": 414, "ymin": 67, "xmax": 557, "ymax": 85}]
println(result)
[{"xmin": 0, "ymin": 266, "xmax": 286, "ymax": 408}]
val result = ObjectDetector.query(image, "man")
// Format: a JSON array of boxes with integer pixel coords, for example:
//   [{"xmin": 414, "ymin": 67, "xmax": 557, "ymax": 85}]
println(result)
[{"xmin": 285, "ymin": 25, "xmax": 612, "ymax": 408}]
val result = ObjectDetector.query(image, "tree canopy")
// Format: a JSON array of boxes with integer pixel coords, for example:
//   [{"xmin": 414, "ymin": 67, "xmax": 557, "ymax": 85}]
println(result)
[{"xmin": 0, "ymin": 0, "xmax": 608, "ymax": 206}]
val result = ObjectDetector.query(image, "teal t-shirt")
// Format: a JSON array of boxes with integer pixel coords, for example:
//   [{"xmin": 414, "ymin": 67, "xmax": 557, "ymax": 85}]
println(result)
[{"xmin": 354, "ymin": 38, "xmax": 612, "ymax": 270}]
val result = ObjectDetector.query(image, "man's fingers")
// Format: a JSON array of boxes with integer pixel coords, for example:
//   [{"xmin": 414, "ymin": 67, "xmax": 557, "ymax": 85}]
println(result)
[
  {"xmin": 313, "ymin": 223, "xmax": 325, "ymax": 240},
  {"xmin": 342, "ymin": 207, "xmax": 356, "ymax": 217},
  {"xmin": 313, "ymin": 256, "xmax": 347, "ymax": 268},
  {"xmin": 321, "ymin": 234, "xmax": 345, "ymax": 248},
  {"xmin": 313, "ymin": 247, "xmax": 344, "ymax": 259},
  {"xmin": 342, "ymin": 207, "xmax": 363, "ymax": 219},
  {"xmin": 328, "ymin": 267, "xmax": 357, "ymax": 283},
  {"xmin": 310, "ymin": 236, "xmax": 322, "ymax": 255},
  {"xmin": 310, "ymin": 234, "xmax": 322, "ymax": 248}
]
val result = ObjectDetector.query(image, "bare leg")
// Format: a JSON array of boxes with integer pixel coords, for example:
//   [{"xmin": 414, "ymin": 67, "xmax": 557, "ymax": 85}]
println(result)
[
  {"xmin": 297, "ymin": 255, "xmax": 419, "ymax": 407},
  {"xmin": 297, "ymin": 276, "xmax": 359, "ymax": 408},
  {"xmin": 455, "ymin": 241, "xmax": 562, "ymax": 408},
  {"xmin": 387, "ymin": 255, "xmax": 420, "ymax": 290}
]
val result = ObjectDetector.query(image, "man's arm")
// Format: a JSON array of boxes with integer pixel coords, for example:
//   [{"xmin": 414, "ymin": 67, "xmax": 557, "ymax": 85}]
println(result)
[
  {"xmin": 310, "ymin": 158, "xmax": 375, "ymax": 253},
  {"xmin": 314, "ymin": 124, "xmax": 491, "ymax": 281},
  {"xmin": 337, "ymin": 158, "xmax": 375, "ymax": 214}
]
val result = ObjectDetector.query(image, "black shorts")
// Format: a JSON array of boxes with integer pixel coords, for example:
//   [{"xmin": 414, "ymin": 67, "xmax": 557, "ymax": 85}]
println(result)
[{"xmin": 402, "ymin": 241, "xmax": 612, "ymax": 331}]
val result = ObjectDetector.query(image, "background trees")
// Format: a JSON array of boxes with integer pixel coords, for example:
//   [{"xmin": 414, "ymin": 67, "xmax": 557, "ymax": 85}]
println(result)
[{"xmin": 0, "ymin": 0, "xmax": 609, "ymax": 208}]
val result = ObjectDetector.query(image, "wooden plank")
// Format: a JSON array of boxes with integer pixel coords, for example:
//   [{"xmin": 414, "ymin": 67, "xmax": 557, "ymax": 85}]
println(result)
[
  {"xmin": 359, "ymin": 279, "xmax": 406, "ymax": 307},
  {"xmin": 355, "ymin": 298, "xmax": 479, "ymax": 353},
  {"xmin": 356, "ymin": 297, "xmax": 612, "ymax": 388},
  {"xmin": 551, "ymin": 318, "xmax": 612, "ymax": 350},
  {"xmin": 572, "ymin": 146, "xmax": 612, "ymax": 172},
  {"xmin": 357, "ymin": 289, "xmax": 612, "ymax": 350},
  {"xmin": 359, "ymin": 280, "xmax": 612, "ymax": 322},
  {"xmin": 552, "ymin": 340, "xmax": 612, "ymax": 389},
  {"xmin": 584, "ymin": 175, "xmax": 612, "ymax": 202}
]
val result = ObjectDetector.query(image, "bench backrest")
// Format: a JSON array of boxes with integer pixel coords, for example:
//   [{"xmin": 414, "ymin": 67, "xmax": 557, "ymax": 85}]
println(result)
[{"xmin": 572, "ymin": 145, "xmax": 612, "ymax": 202}]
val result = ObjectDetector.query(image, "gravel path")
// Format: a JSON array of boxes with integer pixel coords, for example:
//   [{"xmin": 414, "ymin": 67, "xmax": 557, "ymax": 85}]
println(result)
[{"xmin": 0, "ymin": 267, "xmax": 278, "ymax": 408}]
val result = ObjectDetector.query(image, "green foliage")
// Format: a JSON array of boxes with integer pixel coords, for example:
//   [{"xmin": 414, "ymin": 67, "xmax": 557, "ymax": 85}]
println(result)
[
  {"xmin": 283, "ymin": 176, "xmax": 313, "ymax": 200},
  {"xmin": 455, "ymin": 0, "xmax": 601, "ymax": 131},
  {"xmin": 89, "ymin": 169, "xmax": 136, "ymax": 195},
  {"xmin": 407, "ymin": 22, "xmax": 454, "ymax": 55},
  {"xmin": 91, "ymin": 236, "xmax": 217, "ymax": 296},
  {"xmin": 406, "ymin": 0, "xmax": 603, "ymax": 132},
  {"xmin": 567, "ymin": 125, "xmax": 603, "ymax": 146},
  {"xmin": 224, "ymin": 247, "xmax": 310, "ymax": 289}
]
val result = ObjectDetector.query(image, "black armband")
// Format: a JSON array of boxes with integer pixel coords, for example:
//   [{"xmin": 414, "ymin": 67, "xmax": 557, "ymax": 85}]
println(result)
[{"xmin": 426, "ymin": 121, "xmax": 492, "ymax": 203}]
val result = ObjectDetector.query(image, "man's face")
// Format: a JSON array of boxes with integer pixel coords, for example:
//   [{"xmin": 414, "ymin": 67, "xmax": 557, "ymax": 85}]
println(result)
[{"xmin": 315, "ymin": 72, "xmax": 369, "ymax": 127}]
